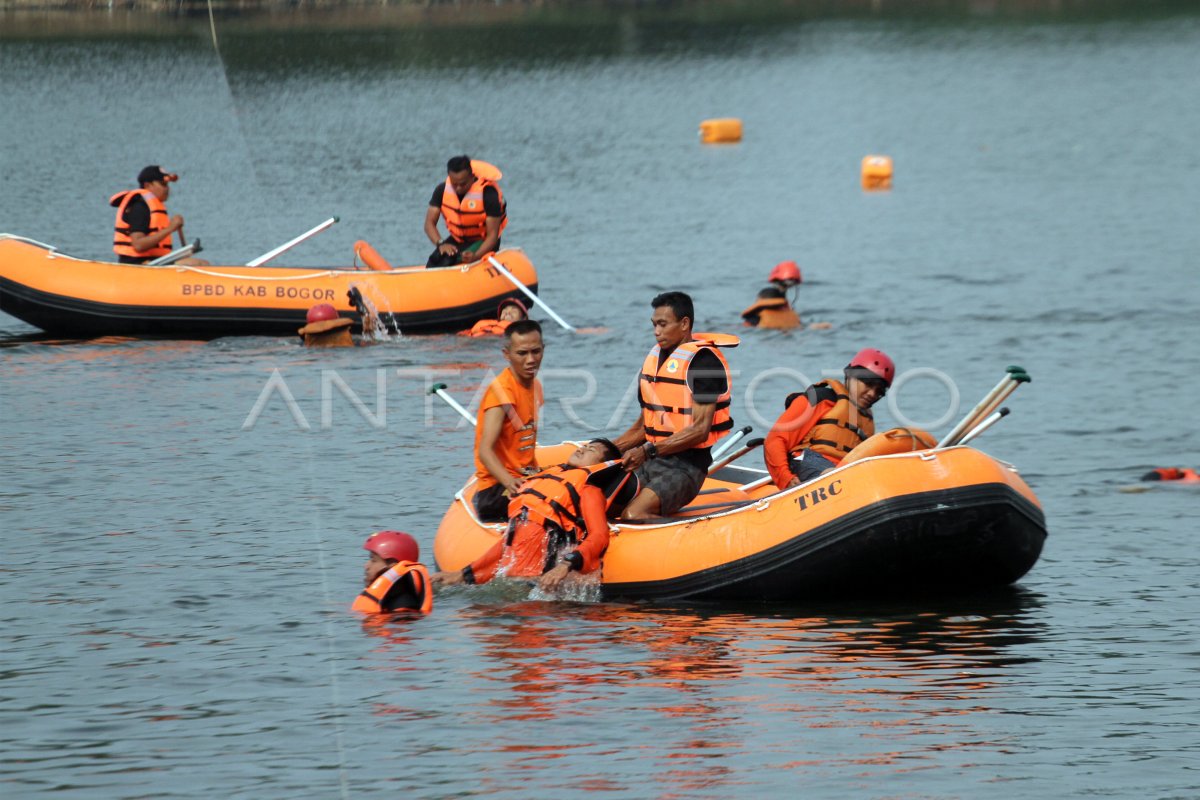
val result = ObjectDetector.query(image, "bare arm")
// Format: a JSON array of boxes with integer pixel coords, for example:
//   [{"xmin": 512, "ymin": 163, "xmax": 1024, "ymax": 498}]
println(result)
[
  {"xmin": 424, "ymin": 206, "xmax": 446, "ymax": 248},
  {"xmin": 477, "ymin": 405, "xmax": 521, "ymax": 492},
  {"xmin": 131, "ymin": 215, "xmax": 182, "ymax": 253},
  {"xmin": 621, "ymin": 402, "xmax": 716, "ymax": 472}
]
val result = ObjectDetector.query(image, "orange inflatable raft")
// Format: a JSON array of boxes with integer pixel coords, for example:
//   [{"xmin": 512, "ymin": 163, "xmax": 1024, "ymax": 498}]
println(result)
[
  {"xmin": 0, "ymin": 234, "xmax": 537, "ymax": 338},
  {"xmin": 433, "ymin": 432, "xmax": 1047, "ymax": 602}
]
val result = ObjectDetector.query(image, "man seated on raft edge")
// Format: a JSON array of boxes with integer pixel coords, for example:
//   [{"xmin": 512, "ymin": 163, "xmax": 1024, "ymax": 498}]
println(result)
[
  {"xmin": 472, "ymin": 319, "xmax": 545, "ymax": 522},
  {"xmin": 353, "ymin": 531, "xmax": 433, "ymax": 614},
  {"xmin": 762, "ymin": 347, "xmax": 894, "ymax": 490},
  {"xmin": 432, "ymin": 438, "xmax": 637, "ymax": 591}
]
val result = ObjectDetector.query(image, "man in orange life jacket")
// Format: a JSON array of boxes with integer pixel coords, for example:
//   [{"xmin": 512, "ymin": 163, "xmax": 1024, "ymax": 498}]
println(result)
[
  {"xmin": 473, "ymin": 319, "xmax": 545, "ymax": 521},
  {"xmin": 352, "ymin": 530, "xmax": 433, "ymax": 614},
  {"xmin": 109, "ymin": 166, "xmax": 208, "ymax": 266},
  {"xmin": 763, "ymin": 348, "xmax": 895, "ymax": 490},
  {"xmin": 424, "ymin": 155, "xmax": 507, "ymax": 268},
  {"xmin": 613, "ymin": 291, "xmax": 735, "ymax": 519},
  {"xmin": 433, "ymin": 438, "xmax": 636, "ymax": 591}
]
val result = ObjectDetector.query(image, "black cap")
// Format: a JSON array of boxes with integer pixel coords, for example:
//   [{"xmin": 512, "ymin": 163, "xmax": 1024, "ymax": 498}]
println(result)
[{"xmin": 137, "ymin": 165, "xmax": 178, "ymax": 185}]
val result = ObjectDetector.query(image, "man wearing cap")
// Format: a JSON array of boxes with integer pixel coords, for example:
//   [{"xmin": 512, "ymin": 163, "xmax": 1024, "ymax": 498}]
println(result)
[
  {"xmin": 110, "ymin": 165, "xmax": 208, "ymax": 266},
  {"xmin": 424, "ymin": 155, "xmax": 507, "ymax": 268}
]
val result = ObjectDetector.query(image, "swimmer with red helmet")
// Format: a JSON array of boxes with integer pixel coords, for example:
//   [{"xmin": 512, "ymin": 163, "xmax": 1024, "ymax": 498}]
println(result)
[
  {"xmin": 298, "ymin": 302, "xmax": 354, "ymax": 347},
  {"xmin": 740, "ymin": 261, "xmax": 832, "ymax": 331},
  {"xmin": 762, "ymin": 348, "xmax": 895, "ymax": 489},
  {"xmin": 352, "ymin": 530, "xmax": 433, "ymax": 614}
]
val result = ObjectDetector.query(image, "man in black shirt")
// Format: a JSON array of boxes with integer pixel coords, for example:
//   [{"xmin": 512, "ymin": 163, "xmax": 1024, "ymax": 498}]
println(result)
[
  {"xmin": 110, "ymin": 165, "xmax": 208, "ymax": 266},
  {"xmin": 424, "ymin": 155, "xmax": 507, "ymax": 268},
  {"xmin": 613, "ymin": 291, "xmax": 734, "ymax": 518}
]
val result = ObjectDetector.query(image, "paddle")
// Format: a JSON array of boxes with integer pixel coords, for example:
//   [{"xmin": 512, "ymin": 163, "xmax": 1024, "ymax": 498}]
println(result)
[
  {"xmin": 429, "ymin": 382, "xmax": 477, "ymax": 426},
  {"xmin": 711, "ymin": 425, "xmax": 752, "ymax": 460},
  {"xmin": 486, "ymin": 254, "xmax": 576, "ymax": 332},
  {"xmin": 146, "ymin": 239, "xmax": 203, "ymax": 267},
  {"xmin": 246, "ymin": 217, "xmax": 339, "ymax": 267},
  {"xmin": 708, "ymin": 437, "xmax": 765, "ymax": 474},
  {"xmin": 957, "ymin": 407, "xmax": 1010, "ymax": 446},
  {"xmin": 936, "ymin": 366, "xmax": 1030, "ymax": 448}
]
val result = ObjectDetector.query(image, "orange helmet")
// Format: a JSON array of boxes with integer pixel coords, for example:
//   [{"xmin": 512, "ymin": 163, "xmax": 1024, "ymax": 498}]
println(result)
[
  {"xmin": 768, "ymin": 260, "xmax": 802, "ymax": 285},
  {"xmin": 363, "ymin": 531, "xmax": 420, "ymax": 563},
  {"xmin": 306, "ymin": 303, "xmax": 339, "ymax": 324},
  {"xmin": 847, "ymin": 348, "xmax": 895, "ymax": 387}
]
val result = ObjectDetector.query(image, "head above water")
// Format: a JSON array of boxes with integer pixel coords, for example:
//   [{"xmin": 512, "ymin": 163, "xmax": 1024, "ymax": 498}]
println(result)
[
  {"xmin": 650, "ymin": 291, "xmax": 694, "ymax": 350},
  {"xmin": 497, "ymin": 297, "xmax": 529, "ymax": 322},
  {"xmin": 767, "ymin": 260, "xmax": 802, "ymax": 287}
]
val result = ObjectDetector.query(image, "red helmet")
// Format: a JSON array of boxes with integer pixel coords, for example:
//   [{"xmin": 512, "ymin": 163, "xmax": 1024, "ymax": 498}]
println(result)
[
  {"xmin": 847, "ymin": 348, "xmax": 895, "ymax": 387},
  {"xmin": 497, "ymin": 297, "xmax": 528, "ymax": 319},
  {"xmin": 306, "ymin": 303, "xmax": 339, "ymax": 324},
  {"xmin": 363, "ymin": 530, "xmax": 420, "ymax": 563},
  {"xmin": 768, "ymin": 260, "xmax": 802, "ymax": 285}
]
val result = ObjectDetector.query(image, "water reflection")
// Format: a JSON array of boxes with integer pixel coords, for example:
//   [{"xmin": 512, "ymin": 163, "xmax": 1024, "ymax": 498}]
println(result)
[{"xmin": 353, "ymin": 589, "xmax": 1046, "ymax": 786}]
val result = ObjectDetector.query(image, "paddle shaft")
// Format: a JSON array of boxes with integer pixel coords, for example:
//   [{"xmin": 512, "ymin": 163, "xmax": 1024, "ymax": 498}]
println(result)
[
  {"xmin": 429, "ymin": 382, "xmax": 477, "ymax": 426},
  {"xmin": 957, "ymin": 407, "xmax": 1010, "ymax": 446},
  {"xmin": 487, "ymin": 255, "xmax": 575, "ymax": 332},
  {"xmin": 708, "ymin": 437, "xmax": 765, "ymax": 474},
  {"xmin": 247, "ymin": 217, "xmax": 339, "ymax": 267},
  {"xmin": 711, "ymin": 425, "xmax": 752, "ymax": 460}
]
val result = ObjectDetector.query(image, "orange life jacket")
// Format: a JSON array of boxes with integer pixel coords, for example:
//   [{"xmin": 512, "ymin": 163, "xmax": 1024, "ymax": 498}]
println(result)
[
  {"xmin": 441, "ymin": 176, "xmax": 507, "ymax": 243},
  {"xmin": 740, "ymin": 296, "xmax": 800, "ymax": 330},
  {"xmin": 458, "ymin": 318, "xmax": 511, "ymax": 337},
  {"xmin": 639, "ymin": 338, "xmax": 733, "ymax": 447},
  {"xmin": 352, "ymin": 561, "xmax": 433, "ymax": 614},
  {"xmin": 111, "ymin": 189, "xmax": 174, "ymax": 259},
  {"xmin": 508, "ymin": 461, "xmax": 630, "ymax": 539},
  {"xmin": 789, "ymin": 378, "xmax": 875, "ymax": 463}
]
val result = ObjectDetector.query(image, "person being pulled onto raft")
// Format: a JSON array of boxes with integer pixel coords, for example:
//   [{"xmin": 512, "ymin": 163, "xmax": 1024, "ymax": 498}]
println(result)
[
  {"xmin": 458, "ymin": 297, "xmax": 529, "ymax": 338},
  {"xmin": 612, "ymin": 291, "xmax": 736, "ymax": 519},
  {"xmin": 763, "ymin": 347, "xmax": 894, "ymax": 490},
  {"xmin": 298, "ymin": 302, "xmax": 355, "ymax": 347},
  {"xmin": 353, "ymin": 530, "xmax": 433, "ymax": 614},
  {"xmin": 424, "ymin": 155, "xmax": 507, "ymax": 268},
  {"xmin": 110, "ymin": 165, "xmax": 209, "ymax": 266},
  {"xmin": 433, "ymin": 439, "xmax": 637, "ymax": 591},
  {"xmin": 740, "ymin": 260, "xmax": 831, "ymax": 331},
  {"xmin": 473, "ymin": 319, "xmax": 545, "ymax": 521}
]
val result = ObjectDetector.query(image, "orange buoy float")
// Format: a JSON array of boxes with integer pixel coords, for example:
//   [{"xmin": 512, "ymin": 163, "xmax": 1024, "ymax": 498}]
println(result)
[
  {"xmin": 861, "ymin": 155, "xmax": 893, "ymax": 191},
  {"xmin": 699, "ymin": 118, "xmax": 743, "ymax": 144},
  {"xmin": 354, "ymin": 240, "xmax": 393, "ymax": 272}
]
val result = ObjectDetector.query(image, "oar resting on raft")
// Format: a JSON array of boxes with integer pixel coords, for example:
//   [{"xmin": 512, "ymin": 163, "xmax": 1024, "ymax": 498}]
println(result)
[
  {"xmin": 936, "ymin": 366, "xmax": 1030, "ymax": 449},
  {"xmin": 245, "ymin": 217, "xmax": 339, "ymax": 267},
  {"xmin": 486, "ymin": 254, "xmax": 576, "ymax": 332},
  {"xmin": 429, "ymin": 382, "xmax": 477, "ymax": 426}
]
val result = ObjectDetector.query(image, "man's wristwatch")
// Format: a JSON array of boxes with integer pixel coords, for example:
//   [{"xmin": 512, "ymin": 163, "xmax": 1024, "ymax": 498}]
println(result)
[{"xmin": 643, "ymin": 442, "xmax": 658, "ymax": 460}]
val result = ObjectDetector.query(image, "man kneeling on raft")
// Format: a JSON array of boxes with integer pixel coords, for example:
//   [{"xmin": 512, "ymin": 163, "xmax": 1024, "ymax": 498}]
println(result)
[
  {"xmin": 353, "ymin": 531, "xmax": 433, "ymax": 614},
  {"xmin": 432, "ymin": 438, "xmax": 637, "ymax": 591}
]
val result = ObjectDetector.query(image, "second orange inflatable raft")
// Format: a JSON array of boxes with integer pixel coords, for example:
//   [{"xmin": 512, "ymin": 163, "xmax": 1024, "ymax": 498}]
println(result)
[
  {"xmin": 0, "ymin": 234, "xmax": 537, "ymax": 338},
  {"xmin": 433, "ymin": 432, "xmax": 1047, "ymax": 602}
]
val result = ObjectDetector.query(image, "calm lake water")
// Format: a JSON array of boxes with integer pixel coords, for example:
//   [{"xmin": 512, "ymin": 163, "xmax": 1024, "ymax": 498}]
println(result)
[{"xmin": 2, "ymin": 3, "xmax": 1198, "ymax": 798}]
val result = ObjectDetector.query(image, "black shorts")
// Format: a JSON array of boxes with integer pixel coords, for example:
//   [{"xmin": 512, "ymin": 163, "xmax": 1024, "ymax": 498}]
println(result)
[{"xmin": 634, "ymin": 455, "xmax": 706, "ymax": 516}]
